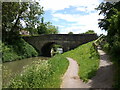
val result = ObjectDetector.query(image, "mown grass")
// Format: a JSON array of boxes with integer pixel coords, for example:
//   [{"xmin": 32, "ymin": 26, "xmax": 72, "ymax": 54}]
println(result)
[
  {"xmin": 7, "ymin": 54, "xmax": 69, "ymax": 88},
  {"xmin": 63, "ymin": 41, "xmax": 99, "ymax": 82}
]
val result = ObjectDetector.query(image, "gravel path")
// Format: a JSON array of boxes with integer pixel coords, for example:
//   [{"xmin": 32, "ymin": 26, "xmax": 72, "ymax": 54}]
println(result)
[{"xmin": 61, "ymin": 47, "xmax": 114, "ymax": 88}]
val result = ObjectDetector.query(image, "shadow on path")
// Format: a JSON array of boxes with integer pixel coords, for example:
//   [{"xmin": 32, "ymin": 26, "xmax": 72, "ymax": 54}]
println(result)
[{"xmin": 87, "ymin": 47, "xmax": 115, "ymax": 88}]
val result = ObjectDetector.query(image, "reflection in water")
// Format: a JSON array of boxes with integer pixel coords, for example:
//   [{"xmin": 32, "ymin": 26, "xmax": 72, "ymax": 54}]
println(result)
[{"xmin": 2, "ymin": 57, "xmax": 49, "ymax": 86}]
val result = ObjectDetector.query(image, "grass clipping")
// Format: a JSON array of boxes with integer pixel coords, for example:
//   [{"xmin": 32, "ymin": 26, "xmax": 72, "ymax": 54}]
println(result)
[{"xmin": 63, "ymin": 41, "xmax": 99, "ymax": 82}]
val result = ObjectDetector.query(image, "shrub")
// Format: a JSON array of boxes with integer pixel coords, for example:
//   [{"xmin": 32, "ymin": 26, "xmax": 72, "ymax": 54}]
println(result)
[
  {"xmin": 2, "ymin": 38, "xmax": 38, "ymax": 62},
  {"xmin": 2, "ymin": 43, "xmax": 21, "ymax": 62}
]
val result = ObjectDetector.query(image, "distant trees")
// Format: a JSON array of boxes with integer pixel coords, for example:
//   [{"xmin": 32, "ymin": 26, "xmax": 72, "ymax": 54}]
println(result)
[
  {"xmin": 37, "ymin": 18, "xmax": 59, "ymax": 34},
  {"xmin": 46, "ymin": 24, "xmax": 59, "ymax": 34},
  {"xmin": 84, "ymin": 30, "xmax": 96, "ymax": 34},
  {"xmin": 68, "ymin": 32, "xmax": 73, "ymax": 34},
  {"xmin": 79, "ymin": 30, "xmax": 96, "ymax": 34}
]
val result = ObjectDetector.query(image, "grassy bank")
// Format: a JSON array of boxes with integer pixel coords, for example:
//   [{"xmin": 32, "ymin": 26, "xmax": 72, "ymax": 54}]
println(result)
[
  {"xmin": 2, "ymin": 38, "xmax": 38, "ymax": 62},
  {"xmin": 7, "ymin": 54, "xmax": 69, "ymax": 88},
  {"xmin": 6, "ymin": 41, "xmax": 99, "ymax": 88},
  {"xmin": 63, "ymin": 41, "xmax": 99, "ymax": 82}
]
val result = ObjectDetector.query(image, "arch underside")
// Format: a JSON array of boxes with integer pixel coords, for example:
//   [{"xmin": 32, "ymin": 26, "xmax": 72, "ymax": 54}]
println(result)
[{"xmin": 41, "ymin": 42, "xmax": 63, "ymax": 57}]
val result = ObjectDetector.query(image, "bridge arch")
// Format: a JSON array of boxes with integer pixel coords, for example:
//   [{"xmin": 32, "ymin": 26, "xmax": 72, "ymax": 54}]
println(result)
[
  {"xmin": 23, "ymin": 34, "xmax": 98, "ymax": 56},
  {"xmin": 41, "ymin": 42, "xmax": 63, "ymax": 57}
]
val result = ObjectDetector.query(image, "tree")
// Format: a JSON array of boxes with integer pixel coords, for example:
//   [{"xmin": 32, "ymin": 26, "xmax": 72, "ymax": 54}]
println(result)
[
  {"xmin": 37, "ymin": 21, "xmax": 59, "ymax": 34},
  {"xmin": 37, "ymin": 17, "xmax": 47, "ymax": 34},
  {"xmin": 84, "ymin": 30, "xmax": 96, "ymax": 34},
  {"xmin": 46, "ymin": 24, "xmax": 59, "ymax": 34},
  {"xmin": 107, "ymin": 10, "xmax": 120, "ymax": 54},
  {"xmin": 96, "ymin": 1, "xmax": 120, "ymax": 30},
  {"xmin": 2, "ymin": 2, "xmax": 44, "ymax": 43},
  {"xmin": 68, "ymin": 32, "xmax": 73, "ymax": 34},
  {"xmin": 97, "ymin": 1, "xmax": 120, "ymax": 58},
  {"xmin": 24, "ymin": 2, "xmax": 44, "ymax": 35}
]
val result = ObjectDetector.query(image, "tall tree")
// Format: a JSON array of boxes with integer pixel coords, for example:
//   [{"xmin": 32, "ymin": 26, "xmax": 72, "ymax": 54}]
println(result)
[
  {"xmin": 2, "ymin": 2, "xmax": 44, "ymax": 43},
  {"xmin": 96, "ymin": 1, "xmax": 120, "ymax": 30},
  {"xmin": 97, "ymin": 1, "xmax": 120, "ymax": 57}
]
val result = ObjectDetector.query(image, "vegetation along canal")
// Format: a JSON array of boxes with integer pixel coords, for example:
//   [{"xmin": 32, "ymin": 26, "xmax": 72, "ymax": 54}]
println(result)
[{"xmin": 2, "ymin": 57, "xmax": 49, "ymax": 86}]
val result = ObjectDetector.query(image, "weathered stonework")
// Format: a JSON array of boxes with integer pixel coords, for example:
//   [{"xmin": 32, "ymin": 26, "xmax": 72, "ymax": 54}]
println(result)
[{"xmin": 23, "ymin": 34, "xmax": 98, "ymax": 56}]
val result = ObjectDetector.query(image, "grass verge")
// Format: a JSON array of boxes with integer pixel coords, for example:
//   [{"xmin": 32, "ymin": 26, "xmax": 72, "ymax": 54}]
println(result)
[
  {"xmin": 7, "ymin": 54, "xmax": 69, "ymax": 88},
  {"xmin": 63, "ymin": 41, "xmax": 99, "ymax": 82}
]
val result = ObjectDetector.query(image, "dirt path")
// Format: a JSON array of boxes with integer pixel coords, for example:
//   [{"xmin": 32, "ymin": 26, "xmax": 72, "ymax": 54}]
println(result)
[
  {"xmin": 87, "ymin": 47, "xmax": 115, "ymax": 88},
  {"xmin": 60, "ymin": 57, "xmax": 89, "ymax": 88},
  {"xmin": 61, "ymin": 47, "xmax": 114, "ymax": 88}
]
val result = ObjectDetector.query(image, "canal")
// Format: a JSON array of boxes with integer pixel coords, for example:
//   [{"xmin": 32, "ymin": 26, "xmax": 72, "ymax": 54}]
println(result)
[{"xmin": 2, "ymin": 57, "xmax": 49, "ymax": 87}]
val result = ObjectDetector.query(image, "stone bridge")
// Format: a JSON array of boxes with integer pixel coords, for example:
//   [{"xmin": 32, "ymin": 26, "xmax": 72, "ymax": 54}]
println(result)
[{"xmin": 23, "ymin": 34, "xmax": 98, "ymax": 56}]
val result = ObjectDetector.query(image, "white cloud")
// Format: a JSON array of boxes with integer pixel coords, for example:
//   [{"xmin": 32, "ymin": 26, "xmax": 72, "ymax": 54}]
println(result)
[
  {"xmin": 52, "ymin": 12, "xmax": 105, "ymax": 35},
  {"xmin": 39, "ymin": 0, "xmax": 101, "ymax": 11},
  {"xmin": 38, "ymin": 0, "xmax": 106, "ymax": 35}
]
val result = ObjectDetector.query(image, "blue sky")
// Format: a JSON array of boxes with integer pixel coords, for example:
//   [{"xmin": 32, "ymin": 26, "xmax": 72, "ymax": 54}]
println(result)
[{"xmin": 37, "ymin": 0, "xmax": 107, "ymax": 35}]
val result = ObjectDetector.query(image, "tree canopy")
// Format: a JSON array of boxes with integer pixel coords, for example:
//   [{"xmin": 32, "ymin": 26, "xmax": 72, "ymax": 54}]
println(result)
[
  {"xmin": 2, "ymin": 2, "xmax": 59, "ymax": 44},
  {"xmin": 2, "ymin": 2, "xmax": 44, "ymax": 43},
  {"xmin": 97, "ymin": 1, "xmax": 120, "ymax": 58}
]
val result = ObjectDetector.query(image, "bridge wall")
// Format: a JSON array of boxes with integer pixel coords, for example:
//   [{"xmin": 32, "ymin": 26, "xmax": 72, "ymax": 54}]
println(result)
[{"xmin": 23, "ymin": 34, "xmax": 98, "ymax": 56}]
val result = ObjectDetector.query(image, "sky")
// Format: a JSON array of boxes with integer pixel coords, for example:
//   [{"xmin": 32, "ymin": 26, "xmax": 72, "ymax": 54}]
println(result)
[{"xmin": 37, "ymin": 0, "xmax": 107, "ymax": 35}]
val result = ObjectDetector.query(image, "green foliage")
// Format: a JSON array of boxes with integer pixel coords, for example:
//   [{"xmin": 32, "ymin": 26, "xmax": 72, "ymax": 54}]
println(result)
[
  {"xmin": 46, "ymin": 24, "xmax": 59, "ymax": 34},
  {"xmin": 13, "ymin": 39, "xmax": 38, "ymax": 58},
  {"xmin": 107, "ymin": 10, "xmax": 120, "ymax": 59},
  {"xmin": 2, "ymin": 43, "xmax": 21, "ymax": 62},
  {"xmin": 37, "ymin": 23, "xmax": 47, "ymax": 34},
  {"xmin": 8, "ymin": 54, "xmax": 69, "ymax": 88},
  {"xmin": 97, "ymin": 2, "xmax": 120, "ymax": 88},
  {"xmin": 96, "ymin": 1, "xmax": 120, "ymax": 30},
  {"xmin": 2, "ymin": 39, "xmax": 38, "ymax": 62},
  {"xmin": 2, "ymin": 2, "xmax": 44, "ymax": 42},
  {"xmin": 63, "ymin": 41, "xmax": 99, "ymax": 82},
  {"xmin": 68, "ymin": 32, "xmax": 73, "ymax": 34},
  {"xmin": 37, "ymin": 21, "xmax": 59, "ymax": 34},
  {"xmin": 84, "ymin": 30, "xmax": 96, "ymax": 34}
]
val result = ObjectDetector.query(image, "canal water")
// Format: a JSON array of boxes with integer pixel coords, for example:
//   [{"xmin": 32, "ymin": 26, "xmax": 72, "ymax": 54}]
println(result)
[{"xmin": 2, "ymin": 57, "xmax": 49, "ymax": 87}]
